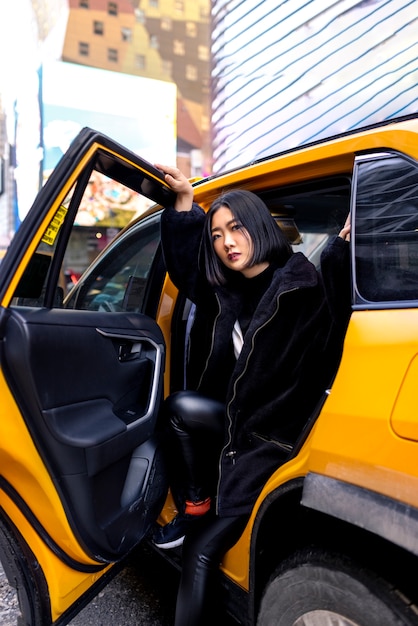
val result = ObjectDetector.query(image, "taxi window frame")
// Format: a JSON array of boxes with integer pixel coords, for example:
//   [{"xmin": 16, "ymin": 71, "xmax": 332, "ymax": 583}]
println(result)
[
  {"xmin": 352, "ymin": 151, "xmax": 418, "ymax": 309},
  {"xmin": 64, "ymin": 211, "xmax": 165, "ymax": 317}
]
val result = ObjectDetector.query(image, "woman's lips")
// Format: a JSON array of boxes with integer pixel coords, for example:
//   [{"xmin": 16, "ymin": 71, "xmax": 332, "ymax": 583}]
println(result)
[{"xmin": 227, "ymin": 252, "xmax": 240, "ymax": 261}]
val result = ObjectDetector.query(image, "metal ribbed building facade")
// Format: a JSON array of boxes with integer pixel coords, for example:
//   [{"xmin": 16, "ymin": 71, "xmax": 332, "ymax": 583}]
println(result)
[{"xmin": 211, "ymin": 0, "xmax": 418, "ymax": 173}]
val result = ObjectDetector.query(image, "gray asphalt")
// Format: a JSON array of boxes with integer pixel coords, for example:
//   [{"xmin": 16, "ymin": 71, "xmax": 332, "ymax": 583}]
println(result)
[
  {"xmin": 68, "ymin": 544, "xmax": 178, "ymax": 625},
  {"xmin": 0, "ymin": 543, "xmax": 178, "ymax": 625},
  {"xmin": 0, "ymin": 542, "xmax": 240, "ymax": 624}
]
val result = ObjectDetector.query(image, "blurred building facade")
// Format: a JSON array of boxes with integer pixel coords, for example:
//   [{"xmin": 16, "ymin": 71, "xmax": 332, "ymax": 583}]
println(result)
[
  {"xmin": 0, "ymin": 0, "xmax": 210, "ymax": 247},
  {"xmin": 61, "ymin": 0, "xmax": 211, "ymax": 176},
  {"xmin": 0, "ymin": 0, "xmax": 67, "ymax": 248},
  {"xmin": 211, "ymin": 0, "xmax": 418, "ymax": 173},
  {"xmin": 2, "ymin": 0, "xmax": 417, "ymax": 246}
]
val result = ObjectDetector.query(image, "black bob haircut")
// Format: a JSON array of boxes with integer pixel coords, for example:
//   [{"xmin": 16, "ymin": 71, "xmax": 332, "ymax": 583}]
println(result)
[{"xmin": 202, "ymin": 189, "xmax": 293, "ymax": 286}]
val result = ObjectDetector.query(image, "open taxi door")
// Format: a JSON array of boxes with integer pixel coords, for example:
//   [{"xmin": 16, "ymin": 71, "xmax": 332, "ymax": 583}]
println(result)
[{"xmin": 0, "ymin": 129, "xmax": 175, "ymax": 624}]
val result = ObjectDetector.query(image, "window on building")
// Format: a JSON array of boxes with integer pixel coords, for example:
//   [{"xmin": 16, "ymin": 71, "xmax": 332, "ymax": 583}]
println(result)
[
  {"xmin": 121, "ymin": 27, "xmax": 132, "ymax": 42},
  {"xmin": 186, "ymin": 22, "xmax": 197, "ymax": 37},
  {"xmin": 201, "ymin": 114, "xmax": 210, "ymax": 132},
  {"xmin": 79, "ymin": 42, "xmax": 89, "ymax": 56},
  {"xmin": 161, "ymin": 17, "xmax": 172, "ymax": 31},
  {"xmin": 108, "ymin": 2, "xmax": 118, "ymax": 16},
  {"xmin": 135, "ymin": 54, "xmax": 146, "ymax": 70},
  {"xmin": 186, "ymin": 65, "xmax": 198, "ymax": 81},
  {"xmin": 198, "ymin": 45, "xmax": 209, "ymax": 61},
  {"xmin": 94, "ymin": 21, "xmax": 104, "ymax": 35},
  {"xmin": 173, "ymin": 39, "xmax": 185, "ymax": 56},
  {"xmin": 79, "ymin": 0, "xmax": 89, "ymax": 7},
  {"xmin": 0, "ymin": 158, "xmax": 4, "ymax": 195},
  {"xmin": 174, "ymin": 0, "xmax": 184, "ymax": 13},
  {"xmin": 150, "ymin": 35, "xmax": 159, "ymax": 49},
  {"xmin": 199, "ymin": 3, "xmax": 209, "ymax": 18},
  {"xmin": 162, "ymin": 59, "xmax": 172, "ymax": 76},
  {"xmin": 149, "ymin": 0, "xmax": 158, "ymax": 8},
  {"xmin": 135, "ymin": 8, "xmax": 145, "ymax": 23},
  {"xmin": 108, "ymin": 48, "xmax": 118, "ymax": 62}
]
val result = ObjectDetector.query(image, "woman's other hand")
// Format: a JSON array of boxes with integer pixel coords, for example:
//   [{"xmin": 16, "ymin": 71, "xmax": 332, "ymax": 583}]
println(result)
[
  {"xmin": 155, "ymin": 164, "xmax": 194, "ymax": 212},
  {"xmin": 338, "ymin": 213, "xmax": 351, "ymax": 242}
]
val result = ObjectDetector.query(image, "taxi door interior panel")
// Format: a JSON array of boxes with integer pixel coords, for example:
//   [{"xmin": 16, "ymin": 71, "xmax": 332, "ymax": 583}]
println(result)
[{"xmin": 1, "ymin": 307, "xmax": 167, "ymax": 560}]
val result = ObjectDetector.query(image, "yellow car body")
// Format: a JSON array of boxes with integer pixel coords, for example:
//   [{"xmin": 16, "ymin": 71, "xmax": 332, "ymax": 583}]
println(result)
[{"xmin": 1, "ymin": 116, "xmax": 418, "ymax": 624}]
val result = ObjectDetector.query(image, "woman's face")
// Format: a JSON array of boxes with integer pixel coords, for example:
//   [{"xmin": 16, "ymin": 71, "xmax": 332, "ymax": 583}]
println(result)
[{"xmin": 210, "ymin": 206, "xmax": 268, "ymax": 278}]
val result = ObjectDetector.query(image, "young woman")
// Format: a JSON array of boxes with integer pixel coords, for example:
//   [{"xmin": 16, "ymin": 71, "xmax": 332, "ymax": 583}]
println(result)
[{"xmin": 153, "ymin": 165, "xmax": 351, "ymax": 625}]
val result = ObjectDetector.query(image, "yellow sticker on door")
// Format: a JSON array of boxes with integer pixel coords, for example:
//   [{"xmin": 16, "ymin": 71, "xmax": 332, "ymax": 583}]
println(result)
[{"xmin": 42, "ymin": 206, "xmax": 68, "ymax": 246}]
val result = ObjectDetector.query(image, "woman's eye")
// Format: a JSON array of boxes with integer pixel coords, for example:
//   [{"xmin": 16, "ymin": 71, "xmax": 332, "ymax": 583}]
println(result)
[
  {"xmin": 212, "ymin": 233, "xmax": 220, "ymax": 242},
  {"xmin": 232, "ymin": 223, "xmax": 242, "ymax": 231}
]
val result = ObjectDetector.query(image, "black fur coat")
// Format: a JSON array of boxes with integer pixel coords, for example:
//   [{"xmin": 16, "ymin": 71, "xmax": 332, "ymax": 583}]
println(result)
[{"xmin": 161, "ymin": 203, "xmax": 350, "ymax": 516}]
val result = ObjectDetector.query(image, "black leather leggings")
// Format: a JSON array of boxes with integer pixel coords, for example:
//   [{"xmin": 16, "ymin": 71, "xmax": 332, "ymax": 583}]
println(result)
[
  {"xmin": 175, "ymin": 513, "xmax": 249, "ymax": 625},
  {"xmin": 164, "ymin": 391, "xmax": 249, "ymax": 625},
  {"xmin": 165, "ymin": 390, "xmax": 225, "ymax": 503}
]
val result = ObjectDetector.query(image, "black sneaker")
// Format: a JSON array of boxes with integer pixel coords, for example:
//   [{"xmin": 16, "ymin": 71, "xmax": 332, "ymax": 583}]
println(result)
[{"xmin": 152, "ymin": 513, "xmax": 203, "ymax": 549}]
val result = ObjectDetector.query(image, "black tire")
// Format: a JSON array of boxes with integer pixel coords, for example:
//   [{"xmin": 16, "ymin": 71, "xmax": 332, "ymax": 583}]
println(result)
[
  {"xmin": 0, "ymin": 516, "xmax": 49, "ymax": 626},
  {"xmin": 257, "ymin": 552, "xmax": 418, "ymax": 626}
]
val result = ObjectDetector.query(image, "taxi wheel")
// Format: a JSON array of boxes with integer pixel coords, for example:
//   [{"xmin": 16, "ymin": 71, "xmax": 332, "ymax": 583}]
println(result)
[
  {"xmin": 257, "ymin": 553, "xmax": 417, "ymax": 626},
  {"xmin": 0, "ymin": 516, "xmax": 48, "ymax": 625}
]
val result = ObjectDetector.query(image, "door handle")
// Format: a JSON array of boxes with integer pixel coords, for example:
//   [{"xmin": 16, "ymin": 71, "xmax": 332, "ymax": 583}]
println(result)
[
  {"xmin": 118, "ymin": 341, "xmax": 142, "ymax": 362},
  {"xmin": 96, "ymin": 327, "xmax": 164, "ymax": 429}
]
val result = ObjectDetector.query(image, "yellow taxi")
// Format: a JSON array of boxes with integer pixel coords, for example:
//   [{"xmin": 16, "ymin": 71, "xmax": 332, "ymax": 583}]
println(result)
[{"xmin": 1, "ymin": 115, "xmax": 418, "ymax": 624}]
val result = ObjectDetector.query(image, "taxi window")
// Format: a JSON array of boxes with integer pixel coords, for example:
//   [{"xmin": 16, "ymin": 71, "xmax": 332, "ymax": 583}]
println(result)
[
  {"xmin": 260, "ymin": 176, "xmax": 351, "ymax": 268},
  {"xmin": 11, "ymin": 170, "xmax": 154, "ymax": 308},
  {"xmin": 65, "ymin": 213, "xmax": 162, "ymax": 313},
  {"xmin": 354, "ymin": 156, "xmax": 418, "ymax": 303}
]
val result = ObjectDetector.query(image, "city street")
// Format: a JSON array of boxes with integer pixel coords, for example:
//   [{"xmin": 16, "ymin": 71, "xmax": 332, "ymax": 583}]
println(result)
[
  {"xmin": 0, "ymin": 543, "xmax": 240, "ymax": 625},
  {"xmin": 0, "ymin": 543, "xmax": 179, "ymax": 626},
  {"xmin": 69, "ymin": 544, "xmax": 179, "ymax": 626}
]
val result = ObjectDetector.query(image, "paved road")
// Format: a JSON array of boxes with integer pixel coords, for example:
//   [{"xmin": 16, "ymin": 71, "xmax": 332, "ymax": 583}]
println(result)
[
  {"xmin": 68, "ymin": 544, "xmax": 179, "ymax": 625},
  {"xmin": 0, "ymin": 543, "xmax": 179, "ymax": 626},
  {"xmin": 0, "ymin": 543, "xmax": 239, "ymax": 625}
]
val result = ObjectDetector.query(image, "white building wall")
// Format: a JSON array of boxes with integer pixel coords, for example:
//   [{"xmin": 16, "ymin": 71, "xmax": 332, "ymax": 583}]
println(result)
[{"xmin": 211, "ymin": 0, "xmax": 418, "ymax": 173}]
